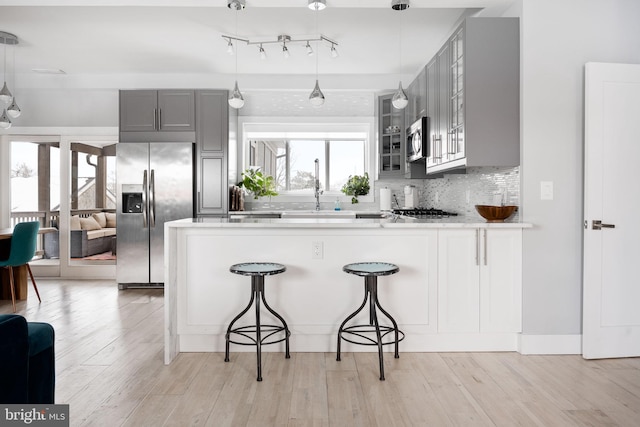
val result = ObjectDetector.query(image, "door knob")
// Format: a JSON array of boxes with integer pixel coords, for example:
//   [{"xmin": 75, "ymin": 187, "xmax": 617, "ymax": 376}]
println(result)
[{"xmin": 592, "ymin": 220, "xmax": 615, "ymax": 230}]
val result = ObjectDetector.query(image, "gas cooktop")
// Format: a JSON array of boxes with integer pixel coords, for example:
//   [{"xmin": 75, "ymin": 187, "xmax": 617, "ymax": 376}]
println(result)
[{"xmin": 392, "ymin": 207, "xmax": 458, "ymax": 218}]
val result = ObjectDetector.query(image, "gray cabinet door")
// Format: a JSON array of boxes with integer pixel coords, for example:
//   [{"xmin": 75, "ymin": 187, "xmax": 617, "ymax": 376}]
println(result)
[
  {"xmin": 119, "ymin": 90, "xmax": 195, "ymax": 132},
  {"xmin": 196, "ymin": 90, "xmax": 228, "ymax": 153},
  {"xmin": 120, "ymin": 90, "xmax": 157, "ymax": 132},
  {"xmin": 158, "ymin": 90, "xmax": 195, "ymax": 131},
  {"xmin": 198, "ymin": 156, "xmax": 226, "ymax": 214}
]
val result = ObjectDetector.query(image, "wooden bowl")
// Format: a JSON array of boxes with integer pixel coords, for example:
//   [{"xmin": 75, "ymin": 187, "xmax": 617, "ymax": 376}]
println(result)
[{"xmin": 475, "ymin": 205, "xmax": 518, "ymax": 222}]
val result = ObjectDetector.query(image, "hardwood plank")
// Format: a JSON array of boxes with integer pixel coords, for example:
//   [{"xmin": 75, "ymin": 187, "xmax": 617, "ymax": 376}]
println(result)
[{"xmin": 3, "ymin": 279, "xmax": 640, "ymax": 427}]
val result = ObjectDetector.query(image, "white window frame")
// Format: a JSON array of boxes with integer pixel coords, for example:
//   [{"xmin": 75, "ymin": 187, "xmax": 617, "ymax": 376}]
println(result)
[{"xmin": 237, "ymin": 118, "xmax": 375, "ymax": 203}]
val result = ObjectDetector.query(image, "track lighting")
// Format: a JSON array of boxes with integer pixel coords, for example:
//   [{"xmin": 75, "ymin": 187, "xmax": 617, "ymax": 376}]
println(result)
[
  {"xmin": 222, "ymin": 34, "xmax": 338, "ymax": 60},
  {"xmin": 330, "ymin": 44, "xmax": 338, "ymax": 58}
]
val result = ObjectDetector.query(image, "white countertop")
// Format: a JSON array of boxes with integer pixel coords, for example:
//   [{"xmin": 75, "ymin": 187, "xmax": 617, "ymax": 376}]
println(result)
[{"xmin": 167, "ymin": 216, "xmax": 532, "ymax": 229}]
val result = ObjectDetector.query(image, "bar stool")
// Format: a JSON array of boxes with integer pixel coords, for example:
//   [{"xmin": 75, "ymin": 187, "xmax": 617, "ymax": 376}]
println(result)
[
  {"xmin": 225, "ymin": 262, "xmax": 290, "ymax": 381},
  {"xmin": 337, "ymin": 262, "xmax": 404, "ymax": 380}
]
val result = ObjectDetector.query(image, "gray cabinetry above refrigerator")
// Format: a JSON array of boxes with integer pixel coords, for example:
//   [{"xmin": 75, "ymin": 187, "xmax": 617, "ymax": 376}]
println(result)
[{"xmin": 119, "ymin": 89, "xmax": 195, "ymax": 133}]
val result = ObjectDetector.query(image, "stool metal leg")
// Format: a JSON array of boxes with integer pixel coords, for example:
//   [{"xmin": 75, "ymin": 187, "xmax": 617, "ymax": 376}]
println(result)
[
  {"xmin": 261, "ymin": 288, "xmax": 291, "ymax": 359},
  {"xmin": 374, "ymin": 294, "xmax": 401, "ymax": 359},
  {"xmin": 368, "ymin": 276, "xmax": 386, "ymax": 380},
  {"xmin": 225, "ymin": 285, "xmax": 257, "ymax": 363},
  {"xmin": 254, "ymin": 276, "xmax": 263, "ymax": 381},
  {"xmin": 336, "ymin": 284, "xmax": 370, "ymax": 362}
]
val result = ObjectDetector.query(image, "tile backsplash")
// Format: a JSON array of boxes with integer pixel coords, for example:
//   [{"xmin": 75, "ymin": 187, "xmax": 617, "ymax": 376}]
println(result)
[{"xmin": 375, "ymin": 166, "xmax": 520, "ymax": 220}]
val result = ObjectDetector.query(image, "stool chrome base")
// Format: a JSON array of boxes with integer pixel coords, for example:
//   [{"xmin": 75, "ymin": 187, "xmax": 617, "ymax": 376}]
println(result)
[
  {"xmin": 337, "ymin": 274, "xmax": 404, "ymax": 381},
  {"xmin": 225, "ymin": 265, "xmax": 290, "ymax": 382}
]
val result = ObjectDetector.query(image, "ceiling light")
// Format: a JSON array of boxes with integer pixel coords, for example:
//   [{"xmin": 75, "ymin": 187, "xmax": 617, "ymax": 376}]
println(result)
[
  {"xmin": 391, "ymin": 0, "xmax": 410, "ymax": 11},
  {"xmin": 0, "ymin": 30, "xmax": 19, "ymax": 128},
  {"xmin": 222, "ymin": 34, "xmax": 338, "ymax": 61},
  {"xmin": 309, "ymin": 5, "xmax": 325, "ymax": 106},
  {"xmin": 228, "ymin": 7, "xmax": 244, "ymax": 109},
  {"xmin": 391, "ymin": 1, "xmax": 408, "ymax": 110},
  {"xmin": 308, "ymin": 0, "xmax": 327, "ymax": 11},
  {"xmin": 227, "ymin": 0, "xmax": 245, "ymax": 10}
]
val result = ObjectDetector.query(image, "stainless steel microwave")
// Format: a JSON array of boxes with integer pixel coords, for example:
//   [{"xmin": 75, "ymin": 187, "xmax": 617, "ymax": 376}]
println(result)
[{"xmin": 406, "ymin": 116, "xmax": 429, "ymax": 162}]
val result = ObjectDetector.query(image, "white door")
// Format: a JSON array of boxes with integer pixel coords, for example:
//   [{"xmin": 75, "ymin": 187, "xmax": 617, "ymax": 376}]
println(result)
[{"xmin": 583, "ymin": 62, "xmax": 640, "ymax": 359}]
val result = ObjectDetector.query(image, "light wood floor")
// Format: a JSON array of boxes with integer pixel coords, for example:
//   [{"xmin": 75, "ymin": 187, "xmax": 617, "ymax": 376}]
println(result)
[{"xmin": 2, "ymin": 279, "xmax": 640, "ymax": 427}]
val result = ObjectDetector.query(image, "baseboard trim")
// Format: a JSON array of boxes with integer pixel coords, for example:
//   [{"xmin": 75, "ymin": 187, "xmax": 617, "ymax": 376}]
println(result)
[{"xmin": 518, "ymin": 334, "xmax": 582, "ymax": 355}]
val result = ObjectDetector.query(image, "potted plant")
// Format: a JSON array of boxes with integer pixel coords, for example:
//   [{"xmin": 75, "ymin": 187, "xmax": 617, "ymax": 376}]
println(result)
[
  {"xmin": 239, "ymin": 168, "xmax": 278, "ymax": 199},
  {"xmin": 341, "ymin": 172, "xmax": 370, "ymax": 204}
]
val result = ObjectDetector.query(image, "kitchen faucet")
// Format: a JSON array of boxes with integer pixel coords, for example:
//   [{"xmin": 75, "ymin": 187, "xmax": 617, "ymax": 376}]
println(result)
[{"xmin": 314, "ymin": 158, "xmax": 323, "ymax": 211}]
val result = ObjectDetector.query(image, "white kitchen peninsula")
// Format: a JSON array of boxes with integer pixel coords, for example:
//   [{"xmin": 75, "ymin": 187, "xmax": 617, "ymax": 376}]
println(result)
[{"xmin": 164, "ymin": 216, "xmax": 531, "ymax": 364}]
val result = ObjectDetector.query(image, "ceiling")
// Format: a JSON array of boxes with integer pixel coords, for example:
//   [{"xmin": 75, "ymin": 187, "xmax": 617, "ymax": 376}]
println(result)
[{"xmin": 0, "ymin": 0, "xmax": 516, "ymax": 118}]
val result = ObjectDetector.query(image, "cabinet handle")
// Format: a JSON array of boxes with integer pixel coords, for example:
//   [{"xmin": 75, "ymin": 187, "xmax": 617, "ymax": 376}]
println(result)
[
  {"xmin": 153, "ymin": 108, "xmax": 158, "ymax": 130},
  {"xmin": 475, "ymin": 229, "xmax": 480, "ymax": 266},
  {"xmin": 158, "ymin": 109, "xmax": 162, "ymax": 130},
  {"xmin": 483, "ymin": 229, "xmax": 488, "ymax": 265}
]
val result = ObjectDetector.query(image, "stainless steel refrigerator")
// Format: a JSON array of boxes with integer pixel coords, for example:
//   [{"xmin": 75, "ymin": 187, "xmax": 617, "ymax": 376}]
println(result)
[{"xmin": 116, "ymin": 142, "xmax": 194, "ymax": 289}]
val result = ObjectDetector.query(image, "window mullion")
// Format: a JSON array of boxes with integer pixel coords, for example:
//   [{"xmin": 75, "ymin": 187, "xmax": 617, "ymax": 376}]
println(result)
[{"xmin": 324, "ymin": 140, "xmax": 330, "ymax": 192}]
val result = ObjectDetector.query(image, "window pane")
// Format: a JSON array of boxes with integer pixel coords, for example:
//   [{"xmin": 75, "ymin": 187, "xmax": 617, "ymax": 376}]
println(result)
[
  {"xmin": 10, "ymin": 141, "xmax": 38, "ymax": 212},
  {"xmin": 329, "ymin": 140, "xmax": 364, "ymax": 191},
  {"xmin": 289, "ymin": 140, "xmax": 324, "ymax": 192}
]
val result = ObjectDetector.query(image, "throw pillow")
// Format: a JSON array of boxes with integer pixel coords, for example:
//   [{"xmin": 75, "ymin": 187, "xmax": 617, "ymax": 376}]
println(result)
[
  {"xmin": 70, "ymin": 215, "xmax": 81, "ymax": 230},
  {"xmin": 105, "ymin": 212, "xmax": 116, "ymax": 228},
  {"xmin": 92, "ymin": 212, "xmax": 107, "ymax": 228},
  {"xmin": 80, "ymin": 216, "xmax": 102, "ymax": 231}
]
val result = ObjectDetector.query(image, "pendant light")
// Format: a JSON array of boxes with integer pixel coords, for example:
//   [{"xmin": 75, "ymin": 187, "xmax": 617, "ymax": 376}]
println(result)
[
  {"xmin": 391, "ymin": 1, "xmax": 409, "ymax": 110},
  {"xmin": 309, "ymin": 1, "xmax": 325, "ymax": 106},
  {"xmin": 308, "ymin": 0, "xmax": 326, "ymax": 11},
  {"xmin": 7, "ymin": 43, "xmax": 20, "ymax": 118},
  {"xmin": 0, "ymin": 31, "xmax": 18, "ymax": 129},
  {"xmin": 228, "ymin": 7, "xmax": 244, "ymax": 109}
]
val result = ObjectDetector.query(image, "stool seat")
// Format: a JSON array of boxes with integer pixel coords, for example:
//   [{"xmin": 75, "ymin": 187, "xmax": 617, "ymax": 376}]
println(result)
[
  {"xmin": 343, "ymin": 262, "xmax": 399, "ymax": 277},
  {"xmin": 230, "ymin": 262, "xmax": 286, "ymax": 276}
]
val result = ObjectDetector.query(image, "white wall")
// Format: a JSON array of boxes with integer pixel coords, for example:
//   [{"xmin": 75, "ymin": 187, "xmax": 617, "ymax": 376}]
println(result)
[{"xmin": 512, "ymin": 0, "xmax": 640, "ymax": 336}]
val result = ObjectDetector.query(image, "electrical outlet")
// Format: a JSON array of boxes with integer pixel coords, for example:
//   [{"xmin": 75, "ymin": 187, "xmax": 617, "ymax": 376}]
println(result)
[{"xmin": 312, "ymin": 241, "xmax": 323, "ymax": 259}]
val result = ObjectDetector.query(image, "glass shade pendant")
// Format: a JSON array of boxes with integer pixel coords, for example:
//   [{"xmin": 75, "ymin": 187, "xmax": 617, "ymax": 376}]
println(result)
[
  {"xmin": 309, "ymin": 80, "xmax": 325, "ymax": 106},
  {"xmin": 7, "ymin": 97, "xmax": 20, "ymax": 118},
  {"xmin": 0, "ymin": 81, "xmax": 12, "ymax": 104},
  {"xmin": 228, "ymin": 81, "xmax": 245, "ymax": 109},
  {"xmin": 0, "ymin": 108, "xmax": 11, "ymax": 129},
  {"xmin": 308, "ymin": 0, "xmax": 326, "ymax": 11},
  {"xmin": 391, "ymin": 81, "xmax": 409, "ymax": 109}
]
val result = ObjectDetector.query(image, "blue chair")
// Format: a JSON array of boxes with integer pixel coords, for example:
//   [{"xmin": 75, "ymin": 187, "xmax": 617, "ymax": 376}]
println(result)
[
  {"xmin": 0, "ymin": 314, "xmax": 55, "ymax": 404},
  {"xmin": 0, "ymin": 221, "xmax": 42, "ymax": 312}
]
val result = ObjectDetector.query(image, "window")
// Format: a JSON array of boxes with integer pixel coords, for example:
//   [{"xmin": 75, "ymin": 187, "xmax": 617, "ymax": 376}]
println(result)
[{"xmin": 250, "ymin": 137, "xmax": 365, "ymax": 194}]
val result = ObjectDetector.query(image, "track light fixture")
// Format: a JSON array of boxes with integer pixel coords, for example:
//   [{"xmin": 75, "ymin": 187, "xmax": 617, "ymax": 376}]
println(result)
[{"xmin": 222, "ymin": 34, "xmax": 338, "ymax": 60}]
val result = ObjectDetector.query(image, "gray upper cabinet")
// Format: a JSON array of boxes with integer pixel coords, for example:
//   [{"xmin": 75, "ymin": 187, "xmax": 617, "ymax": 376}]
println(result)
[
  {"xmin": 196, "ymin": 90, "xmax": 227, "ymax": 153},
  {"xmin": 425, "ymin": 17, "xmax": 520, "ymax": 175},
  {"xmin": 378, "ymin": 94, "xmax": 405, "ymax": 178},
  {"xmin": 195, "ymin": 90, "xmax": 231, "ymax": 216},
  {"xmin": 120, "ymin": 89, "xmax": 195, "ymax": 132}
]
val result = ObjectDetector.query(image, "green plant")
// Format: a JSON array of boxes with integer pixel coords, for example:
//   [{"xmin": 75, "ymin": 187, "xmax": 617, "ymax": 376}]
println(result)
[
  {"xmin": 239, "ymin": 169, "xmax": 278, "ymax": 199},
  {"xmin": 341, "ymin": 172, "xmax": 370, "ymax": 204}
]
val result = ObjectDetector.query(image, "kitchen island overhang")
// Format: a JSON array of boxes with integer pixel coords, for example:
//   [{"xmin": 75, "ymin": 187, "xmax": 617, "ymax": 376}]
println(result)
[{"xmin": 164, "ymin": 217, "xmax": 531, "ymax": 364}]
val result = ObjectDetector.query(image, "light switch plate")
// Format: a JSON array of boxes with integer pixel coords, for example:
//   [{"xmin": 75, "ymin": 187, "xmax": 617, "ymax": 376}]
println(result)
[{"xmin": 541, "ymin": 181, "xmax": 554, "ymax": 200}]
